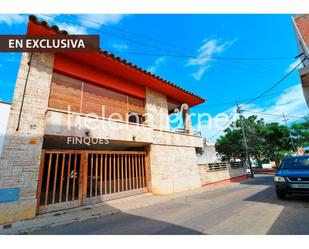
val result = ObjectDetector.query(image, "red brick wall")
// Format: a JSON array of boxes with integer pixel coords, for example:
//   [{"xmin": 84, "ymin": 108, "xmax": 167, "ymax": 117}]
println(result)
[
  {"xmin": 301, "ymin": 72, "xmax": 309, "ymax": 88},
  {"xmin": 295, "ymin": 15, "xmax": 309, "ymax": 46}
]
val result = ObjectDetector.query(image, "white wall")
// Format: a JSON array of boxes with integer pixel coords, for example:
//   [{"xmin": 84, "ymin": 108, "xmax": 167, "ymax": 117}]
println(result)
[
  {"xmin": 0, "ymin": 102, "xmax": 10, "ymax": 156},
  {"xmin": 197, "ymin": 142, "xmax": 218, "ymax": 163}
]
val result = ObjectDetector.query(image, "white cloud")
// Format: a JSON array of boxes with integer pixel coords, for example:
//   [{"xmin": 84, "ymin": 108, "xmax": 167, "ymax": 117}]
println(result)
[
  {"xmin": 285, "ymin": 59, "xmax": 303, "ymax": 73},
  {"xmin": 36, "ymin": 14, "xmax": 58, "ymax": 22},
  {"xmin": 79, "ymin": 14, "xmax": 126, "ymax": 28},
  {"xmin": 57, "ymin": 22, "xmax": 87, "ymax": 34},
  {"xmin": 192, "ymin": 107, "xmax": 238, "ymax": 142},
  {"xmin": 35, "ymin": 15, "xmax": 87, "ymax": 34},
  {"xmin": 192, "ymin": 65, "xmax": 210, "ymax": 81},
  {"xmin": 147, "ymin": 56, "xmax": 166, "ymax": 73},
  {"xmin": 243, "ymin": 84, "xmax": 308, "ymax": 123},
  {"xmin": 193, "ymin": 83, "xmax": 308, "ymax": 142},
  {"xmin": 187, "ymin": 38, "xmax": 237, "ymax": 80},
  {"xmin": 0, "ymin": 14, "xmax": 26, "ymax": 26}
]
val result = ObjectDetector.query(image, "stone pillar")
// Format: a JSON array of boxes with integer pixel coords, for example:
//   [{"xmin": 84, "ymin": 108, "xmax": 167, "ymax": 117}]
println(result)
[
  {"xmin": 0, "ymin": 52, "xmax": 54, "ymax": 225},
  {"xmin": 182, "ymin": 104, "xmax": 192, "ymax": 134},
  {"xmin": 145, "ymin": 88, "xmax": 170, "ymax": 131}
]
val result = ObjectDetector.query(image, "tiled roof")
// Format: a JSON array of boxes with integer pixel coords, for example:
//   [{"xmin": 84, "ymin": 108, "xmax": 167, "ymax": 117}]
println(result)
[{"xmin": 29, "ymin": 15, "xmax": 205, "ymax": 103}]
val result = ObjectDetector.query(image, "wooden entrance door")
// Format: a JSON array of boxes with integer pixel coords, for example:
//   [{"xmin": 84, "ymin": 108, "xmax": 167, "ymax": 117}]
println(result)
[
  {"xmin": 37, "ymin": 150, "xmax": 148, "ymax": 214},
  {"xmin": 84, "ymin": 151, "xmax": 148, "ymax": 205},
  {"xmin": 37, "ymin": 150, "xmax": 84, "ymax": 214}
]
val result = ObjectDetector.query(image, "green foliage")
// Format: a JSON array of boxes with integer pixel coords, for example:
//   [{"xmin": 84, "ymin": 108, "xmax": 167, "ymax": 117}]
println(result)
[
  {"xmin": 215, "ymin": 115, "xmax": 300, "ymax": 166},
  {"xmin": 260, "ymin": 122, "xmax": 292, "ymax": 165},
  {"xmin": 290, "ymin": 115, "xmax": 309, "ymax": 147}
]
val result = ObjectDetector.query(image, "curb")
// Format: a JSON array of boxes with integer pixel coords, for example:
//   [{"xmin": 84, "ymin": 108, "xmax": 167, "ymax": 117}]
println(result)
[{"xmin": 201, "ymin": 175, "xmax": 248, "ymax": 189}]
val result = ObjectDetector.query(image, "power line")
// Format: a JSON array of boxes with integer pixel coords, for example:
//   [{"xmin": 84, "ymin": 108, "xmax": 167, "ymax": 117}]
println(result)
[
  {"xmin": 41, "ymin": 14, "xmax": 186, "ymax": 56},
  {"xmin": 211, "ymin": 60, "xmax": 279, "ymax": 76},
  {"xmin": 243, "ymin": 58, "xmax": 306, "ymax": 106},
  {"xmin": 106, "ymin": 49, "xmax": 294, "ymax": 61},
  {"xmin": 38, "ymin": 14, "xmax": 296, "ymax": 79},
  {"xmin": 72, "ymin": 14, "xmax": 197, "ymax": 53},
  {"xmin": 106, "ymin": 50, "xmax": 282, "ymax": 76},
  {"xmin": 38, "ymin": 14, "xmax": 297, "ymax": 78},
  {"xmin": 208, "ymin": 114, "xmax": 235, "ymax": 141},
  {"xmin": 242, "ymin": 110, "xmax": 307, "ymax": 119},
  {"xmin": 69, "ymin": 15, "xmax": 296, "ymax": 62},
  {"xmin": 40, "ymin": 14, "xmax": 295, "ymax": 62},
  {"xmin": 193, "ymin": 90, "xmax": 284, "ymax": 108},
  {"xmin": 36, "ymin": 15, "xmax": 306, "ymax": 122}
]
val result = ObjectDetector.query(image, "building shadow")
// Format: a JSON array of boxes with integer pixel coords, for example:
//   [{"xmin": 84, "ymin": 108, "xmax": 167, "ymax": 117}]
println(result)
[
  {"xmin": 242, "ymin": 175, "xmax": 309, "ymax": 235},
  {"xmin": 28, "ymin": 203, "xmax": 203, "ymax": 235},
  {"xmin": 239, "ymin": 174, "xmax": 274, "ymax": 186}
]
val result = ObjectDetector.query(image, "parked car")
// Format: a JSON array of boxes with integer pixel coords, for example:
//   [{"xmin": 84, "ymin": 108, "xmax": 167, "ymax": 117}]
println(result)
[{"xmin": 274, "ymin": 155, "xmax": 309, "ymax": 199}]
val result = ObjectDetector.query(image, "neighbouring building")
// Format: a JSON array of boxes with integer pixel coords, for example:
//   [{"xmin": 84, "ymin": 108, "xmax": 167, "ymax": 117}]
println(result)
[
  {"xmin": 197, "ymin": 142, "xmax": 218, "ymax": 164},
  {"xmin": 0, "ymin": 16, "xmax": 205, "ymax": 225},
  {"xmin": 292, "ymin": 14, "xmax": 309, "ymax": 108}
]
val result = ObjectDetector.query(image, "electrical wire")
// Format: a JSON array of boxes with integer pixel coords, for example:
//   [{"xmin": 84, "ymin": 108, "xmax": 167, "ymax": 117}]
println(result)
[
  {"xmin": 37, "ymin": 14, "xmax": 297, "ymax": 78},
  {"xmin": 72, "ymin": 14, "xmax": 197, "ymax": 53},
  {"xmin": 208, "ymin": 114, "xmax": 235, "ymax": 141},
  {"xmin": 40, "ymin": 14, "xmax": 295, "ymax": 62},
  {"xmin": 242, "ymin": 110, "xmax": 307, "ymax": 119},
  {"xmin": 243, "ymin": 58, "xmax": 306, "ymax": 106}
]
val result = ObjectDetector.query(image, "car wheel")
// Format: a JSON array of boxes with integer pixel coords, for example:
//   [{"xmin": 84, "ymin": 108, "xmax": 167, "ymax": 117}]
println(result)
[{"xmin": 276, "ymin": 190, "xmax": 286, "ymax": 200}]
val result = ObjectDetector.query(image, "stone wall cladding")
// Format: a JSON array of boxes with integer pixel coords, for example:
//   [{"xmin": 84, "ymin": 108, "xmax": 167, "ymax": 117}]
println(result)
[
  {"xmin": 198, "ymin": 163, "xmax": 246, "ymax": 185},
  {"xmin": 153, "ymin": 129, "xmax": 203, "ymax": 148},
  {"xmin": 0, "ymin": 56, "xmax": 203, "ymax": 226},
  {"xmin": 145, "ymin": 88, "xmax": 170, "ymax": 131},
  {"xmin": 0, "ymin": 52, "xmax": 54, "ymax": 224},
  {"xmin": 144, "ymin": 87, "xmax": 203, "ymax": 194},
  {"xmin": 149, "ymin": 145, "xmax": 201, "ymax": 194}
]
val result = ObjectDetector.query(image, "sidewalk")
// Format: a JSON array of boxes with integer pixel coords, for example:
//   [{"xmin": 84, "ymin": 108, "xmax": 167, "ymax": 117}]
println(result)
[{"xmin": 0, "ymin": 180, "xmax": 247, "ymax": 235}]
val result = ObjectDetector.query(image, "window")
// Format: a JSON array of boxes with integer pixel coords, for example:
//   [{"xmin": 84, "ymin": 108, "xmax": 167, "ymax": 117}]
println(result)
[
  {"xmin": 48, "ymin": 72, "xmax": 145, "ymax": 122},
  {"xmin": 128, "ymin": 112, "xmax": 144, "ymax": 124}
]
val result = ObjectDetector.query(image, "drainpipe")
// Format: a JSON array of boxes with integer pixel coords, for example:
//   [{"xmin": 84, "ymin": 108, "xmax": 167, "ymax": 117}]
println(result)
[{"xmin": 16, "ymin": 52, "xmax": 33, "ymax": 131}]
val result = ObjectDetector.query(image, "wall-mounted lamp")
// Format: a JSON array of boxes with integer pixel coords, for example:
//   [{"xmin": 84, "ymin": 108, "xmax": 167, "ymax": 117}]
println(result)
[{"xmin": 30, "ymin": 123, "xmax": 37, "ymax": 130}]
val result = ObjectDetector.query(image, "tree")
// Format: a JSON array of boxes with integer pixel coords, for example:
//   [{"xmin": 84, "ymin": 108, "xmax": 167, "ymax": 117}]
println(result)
[
  {"xmin": 260, "ymin": 122, "xmax": 292, "ymax": 166},
  {"xmin": 215, "ymin": 115, "xmax": 294, "ymax": 167},
  {"xmin": 290, "ymin": 115, "xmax": 309, "ymax": 148},
  {"xmin": 215, "ymin": 115, "xmax": 264, "ymax": 163},
  {"xmin": 215, "ymin": 124, "xmax": 244, "ymax": 161}
]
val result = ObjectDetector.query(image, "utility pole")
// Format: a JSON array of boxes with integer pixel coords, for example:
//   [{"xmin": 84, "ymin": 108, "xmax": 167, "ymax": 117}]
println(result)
[
  {"xmin": 236, "ymin": 101, "xmax": 254, "ymax": 178},
  {"xmin": 282, "ymin": 113, "xmax": 296, "ymax": 153}
]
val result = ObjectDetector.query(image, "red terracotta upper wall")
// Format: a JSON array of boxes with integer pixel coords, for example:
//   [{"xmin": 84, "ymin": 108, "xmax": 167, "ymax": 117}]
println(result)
[
  {"xmin": 53, "ymin": 53, "xmax": 146, "ymax": 99},
  {"xmin": 294, "ymin": 15, "xmax": 309, "ymax": 47},
  {"xmin": 26, "ymin": 16, "xmax": 205, "ymax": 106}
]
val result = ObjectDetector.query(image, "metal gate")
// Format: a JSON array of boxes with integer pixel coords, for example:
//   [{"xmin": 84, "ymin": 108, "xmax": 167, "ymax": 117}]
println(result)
[{"xmin": 37, "ymin": 150, "xmax": 149, "ymax": 214}]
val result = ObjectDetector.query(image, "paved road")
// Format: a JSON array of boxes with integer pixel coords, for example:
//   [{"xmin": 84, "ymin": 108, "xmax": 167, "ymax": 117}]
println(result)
[{"xmin": 32, "ymin": 174, "xmax": 309, "ymax": 235}]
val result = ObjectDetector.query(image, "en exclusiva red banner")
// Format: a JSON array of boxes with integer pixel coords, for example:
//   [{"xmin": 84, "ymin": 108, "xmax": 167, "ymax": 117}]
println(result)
[{"xmin": 0, "ymin": 35, "xmax": 100, "ymax": 52}]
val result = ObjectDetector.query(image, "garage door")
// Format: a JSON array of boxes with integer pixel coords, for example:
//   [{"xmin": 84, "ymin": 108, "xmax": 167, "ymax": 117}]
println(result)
[{"xmin": 37, "ymin": 150, "xmax": 149, "ymax": 214}]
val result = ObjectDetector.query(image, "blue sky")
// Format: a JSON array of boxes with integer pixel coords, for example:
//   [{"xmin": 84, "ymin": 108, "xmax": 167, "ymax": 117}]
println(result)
[{"xmin": 0, "ymin": 14, "xmax": 308, "ymax": 141}]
